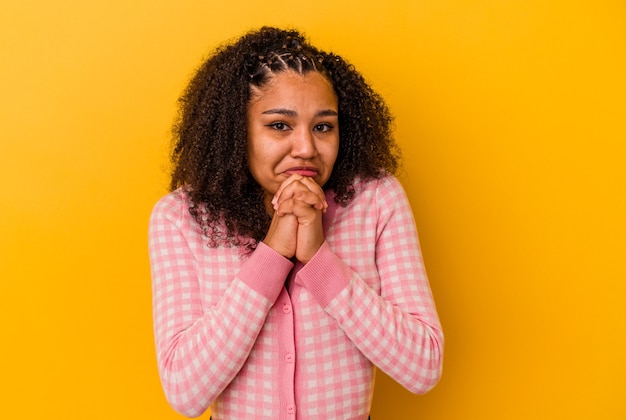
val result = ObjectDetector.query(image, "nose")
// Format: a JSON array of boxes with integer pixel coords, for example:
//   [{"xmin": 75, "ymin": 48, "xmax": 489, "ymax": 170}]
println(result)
[{"xmin": 290, "ymin": 128, "xmax": 317, "ymax": 159}]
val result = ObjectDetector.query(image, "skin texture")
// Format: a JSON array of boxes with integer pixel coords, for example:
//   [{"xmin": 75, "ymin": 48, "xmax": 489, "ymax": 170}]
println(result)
[{"xmin": 247, "ymin": 71, "xmax": 339, "ymax": 263}]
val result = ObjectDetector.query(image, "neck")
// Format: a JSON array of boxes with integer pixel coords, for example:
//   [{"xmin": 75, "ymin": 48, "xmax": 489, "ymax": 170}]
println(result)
[{"xmin": 264, "ymin": 194, "xmax": 275, "ymax": 217}]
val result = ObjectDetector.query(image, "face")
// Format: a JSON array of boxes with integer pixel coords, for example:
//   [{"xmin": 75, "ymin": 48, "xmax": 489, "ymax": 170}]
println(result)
[{"xmin": 247, "ymin": 70, "xmax": 339, "ymax": 209}]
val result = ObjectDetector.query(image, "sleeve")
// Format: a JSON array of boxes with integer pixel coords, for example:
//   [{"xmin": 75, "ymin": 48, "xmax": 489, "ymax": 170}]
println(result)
[
  {"xmin": 149, "ymin": 194, "xmax": 293, "ymax": 417},
  {"xmin": 295, "ymin": 177, "xmax": 444, "ymax": 394}
]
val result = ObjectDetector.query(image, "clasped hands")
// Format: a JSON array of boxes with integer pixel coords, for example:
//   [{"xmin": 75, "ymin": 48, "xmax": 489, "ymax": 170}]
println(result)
[{"xmin": 263, "ymin": 174, "xmax": 327, "ymax": 264}]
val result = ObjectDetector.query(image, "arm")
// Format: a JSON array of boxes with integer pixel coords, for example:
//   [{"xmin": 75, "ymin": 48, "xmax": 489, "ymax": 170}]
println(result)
[
  {"xmin": 149, "ymin": 193, "xmax": 292, "ymax": 417},
  {"xmin": 295, "ymin": 177, "xmax": 444, "ymax": 393}
]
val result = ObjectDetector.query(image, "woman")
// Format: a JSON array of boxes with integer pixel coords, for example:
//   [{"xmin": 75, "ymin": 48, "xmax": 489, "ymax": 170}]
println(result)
[{"xmin": 149, "ymin": 26, "xmax": 443, "ymax": 419}]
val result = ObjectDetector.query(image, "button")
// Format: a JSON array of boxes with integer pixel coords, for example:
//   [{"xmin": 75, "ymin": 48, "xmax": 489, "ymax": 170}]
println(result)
[
  {"xmin": 286, "ymin": 404, "xmax": 296, "ymax": 414},
  {"xmin": 285, "ymin": 353, "xmax": 294, "ymax": 363},
  {"xmin": 282, "ymin": 304, "xmax": 292, "ymax": 314}
]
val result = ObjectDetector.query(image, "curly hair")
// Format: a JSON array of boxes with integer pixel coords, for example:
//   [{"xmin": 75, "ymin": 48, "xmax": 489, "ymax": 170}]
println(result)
[{"xmin": 170, "ymin": 26, "xmax": 400, "ymax": 250}]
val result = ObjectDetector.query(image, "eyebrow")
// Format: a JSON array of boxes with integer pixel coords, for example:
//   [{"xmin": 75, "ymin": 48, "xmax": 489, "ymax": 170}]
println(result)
[{"xmin": 261, "ymin": 108, "xmax": 338, "ymax": 117}]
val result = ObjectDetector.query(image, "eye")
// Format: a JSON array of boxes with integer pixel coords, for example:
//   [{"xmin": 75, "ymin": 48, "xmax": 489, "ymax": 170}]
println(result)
[
  {"xmin": 313, "ymin": 123, "xmax": 334, "ymax": 132},
  {"xmin": 267, "ymin": 122, "xmax": 290, "ymax": 131}
]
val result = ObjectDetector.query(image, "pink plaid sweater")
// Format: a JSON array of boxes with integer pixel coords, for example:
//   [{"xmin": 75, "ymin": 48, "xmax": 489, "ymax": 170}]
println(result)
[{"xmin": 149, "ymin": 176, "xmax": 443, "ymax": 419}]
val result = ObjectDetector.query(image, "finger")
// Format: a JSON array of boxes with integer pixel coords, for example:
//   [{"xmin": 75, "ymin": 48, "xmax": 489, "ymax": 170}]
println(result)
[
  {"xmin": 275, "ymin": 184, "xmax": 326, "ymax": 213},
  {"xmin": 292, "ymin": 190, "xmax": 327, "ymax": 212},
  {"xmin": 275, "ymin": 195, "xmax": 321, "ymax": 219},
  {"xmin": 274, "ymin": 176, "xmax": 327, "ymax": 212},
  {"xmin": 274, "ymin": 178, "xmax": 308, "ymax": 209},
  {"xmin": 273, "ymin": 174, "xmax": 324, "ymax": 204},
  {"xmin": 296, "ymin": 176, "xmax": 328, "ymax": 212},
  {"xmin": 272, "ymin": 174, "xmax": 303, "ymax": 207}
]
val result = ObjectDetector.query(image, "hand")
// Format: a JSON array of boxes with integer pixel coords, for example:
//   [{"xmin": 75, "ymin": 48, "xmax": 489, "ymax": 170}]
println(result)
[
  {"xmin": 269, "ymin": 175, "xmax": 326, "ymax": 264},
  {"xmin": 272, "ymin": 174, "xmax": 327, "ymax": 215},
  {"xmin": 263, "ymin": 211, "xmax": 298, "ymax": 260}
]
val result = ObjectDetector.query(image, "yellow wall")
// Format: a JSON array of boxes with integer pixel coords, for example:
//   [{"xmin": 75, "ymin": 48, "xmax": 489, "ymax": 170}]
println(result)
[{"xmin": 1, "ymin": 1, "xmax": 624, "ymax": 418}]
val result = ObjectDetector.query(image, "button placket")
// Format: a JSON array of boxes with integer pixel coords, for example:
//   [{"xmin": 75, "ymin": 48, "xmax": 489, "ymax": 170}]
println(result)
[{"xmin": 275, "ymin": 288, "xmax": 297, "ymax": 418}]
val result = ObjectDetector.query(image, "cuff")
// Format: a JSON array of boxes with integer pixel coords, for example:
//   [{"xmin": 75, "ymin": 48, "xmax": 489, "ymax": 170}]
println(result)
[
  {"xmin": 238, "ymin": 242, "xmax": 294, "ymax": 302},
  {"xmin": 295, "ymin": 241, "xmax": 352, "ymax": 308}
]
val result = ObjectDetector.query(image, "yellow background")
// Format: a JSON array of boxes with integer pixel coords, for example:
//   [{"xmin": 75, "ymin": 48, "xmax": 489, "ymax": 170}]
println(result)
[{"xmin": 1, "ymin": 1, "xmax": 625, "ymax": 418}]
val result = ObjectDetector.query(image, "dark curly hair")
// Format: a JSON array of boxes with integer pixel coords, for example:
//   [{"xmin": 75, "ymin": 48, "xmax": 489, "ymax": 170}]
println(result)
[{"xmin": 169, "ymin": 26, "xmax": 400, "ymax": 249}]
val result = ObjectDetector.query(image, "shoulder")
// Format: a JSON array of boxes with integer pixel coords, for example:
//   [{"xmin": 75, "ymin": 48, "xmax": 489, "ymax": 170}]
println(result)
[
  {"xmin": 347, "ymin": 175, "xmax": 414, "ymax": 224},
  {"xmin": 350, "ymin": 174, "xmax": 407, "ymax": 203},
  {"xmin": 330, "ymin": 175, "xmax": 409, "ymax": 219},
  {"xmin": 150, "ymin": 188, "xmax": 194, "ymax": 228},
  {"xmin": 149, "ymin": 189, "xmax": 255, "ymax": 252},
  {"xmin": 152, "ymin": 188, "xmax": 190, "ymax": 213}
]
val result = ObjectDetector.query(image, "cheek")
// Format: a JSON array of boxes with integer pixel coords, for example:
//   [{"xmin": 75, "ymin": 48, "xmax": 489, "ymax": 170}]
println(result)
[
  {"xmin": 246, "ymin": 145, "xmax": 264, "ymax": 180},
  {"xmin": 248, "ymin": 138, "xmax": 282, "ymax": 175},
  {"xmin": 247, "ymin": 130, "xmax": 267, "ymax": 162},
  {"xmin": 324, "ymin": 138, "xmax": 340, "ymax": 166}
]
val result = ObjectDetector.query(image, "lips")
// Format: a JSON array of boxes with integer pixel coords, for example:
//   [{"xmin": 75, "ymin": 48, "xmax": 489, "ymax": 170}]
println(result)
[{"xmin": 284, "ymin": 167, "xmax": 319, "ymax": 177}]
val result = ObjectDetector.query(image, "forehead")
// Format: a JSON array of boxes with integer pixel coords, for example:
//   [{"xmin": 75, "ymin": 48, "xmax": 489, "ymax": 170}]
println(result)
[{"xmin": 248, "ymin": 71, "xmax": 337, "ymax": 106}]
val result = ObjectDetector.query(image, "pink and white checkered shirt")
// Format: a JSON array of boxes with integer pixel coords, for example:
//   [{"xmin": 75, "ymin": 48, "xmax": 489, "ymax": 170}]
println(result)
[{"xmin": 149, "ymin": 176, "xmax": 443, "ymax": 419}]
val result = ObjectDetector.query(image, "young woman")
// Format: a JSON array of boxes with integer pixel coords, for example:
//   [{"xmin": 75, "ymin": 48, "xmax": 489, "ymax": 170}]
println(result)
[{"xmin": 149, "ymin": 26, "xmax": 443, "ymax": 419}]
